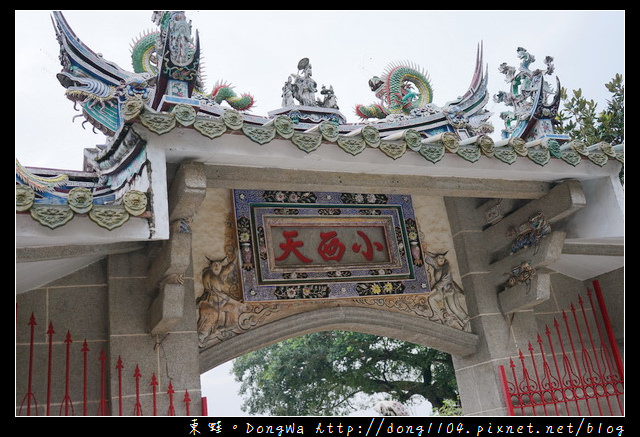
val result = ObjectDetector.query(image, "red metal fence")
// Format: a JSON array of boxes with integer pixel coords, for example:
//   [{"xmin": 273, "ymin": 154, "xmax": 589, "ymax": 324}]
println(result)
[
  {"xmin": 18, "ymin": 279, "xmax": 622, "ymax": 416},
  {"xmin": 16, "ymin": 311, "xmax": 207, "ymax": 416},
  {"xmin": 498, "ymin": 280, "xmax": 624, "ymax": 416}
]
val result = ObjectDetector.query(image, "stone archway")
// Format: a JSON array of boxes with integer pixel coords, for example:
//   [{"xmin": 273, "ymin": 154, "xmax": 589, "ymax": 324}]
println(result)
[
  {"xmin": 199, "ymin": 305, "xmax": 478, "ymax": 374},
  {"xmin": 187, "ymin": 175, "xmax": 479, "ymax": 381},
  {"xmin": 170, "ymin": 161, "xmax": 607, "ymax": 416}
]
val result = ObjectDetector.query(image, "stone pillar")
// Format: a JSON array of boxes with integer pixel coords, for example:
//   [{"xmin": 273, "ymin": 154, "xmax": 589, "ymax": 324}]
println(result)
[
  {"xmin": 445, "ymin": 180, "xmax": 586, "ymax": 416},
  {"xmin": 445, "ymin": 196, "xmax": 511, "ymax": 415},
  {"xmin": 107, "ymin": 246, "xmax": 203, "ymax": 416},
  {"xmin": 107, "ymin": 160, "xmax": 207, "ymax": 416}
]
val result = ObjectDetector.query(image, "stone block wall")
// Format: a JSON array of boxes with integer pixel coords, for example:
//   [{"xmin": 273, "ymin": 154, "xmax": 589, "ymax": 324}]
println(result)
[
  {"xmin": 15, "ymin": 247, "xmax": 203, "ymax": 416},
  {"xmin": 16, "ymin": 260, "xmax": 109, "ymax": 416}
]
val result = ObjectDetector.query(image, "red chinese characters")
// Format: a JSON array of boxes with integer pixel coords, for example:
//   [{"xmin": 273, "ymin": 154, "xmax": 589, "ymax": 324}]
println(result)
[
  {"xmin": 275, "ymin": 230, "xmax": 313, "ymax": 263},
  {"xmin": 274, "ymin": 228, "xmax": 385, "ymax": 265},
  {"xmin": 318, "ymin": 231, "xmax": 346, "ymax": 261},
  {"xmin": 352, "ymin": 230, "xmax": 385, "ymax": 261}
]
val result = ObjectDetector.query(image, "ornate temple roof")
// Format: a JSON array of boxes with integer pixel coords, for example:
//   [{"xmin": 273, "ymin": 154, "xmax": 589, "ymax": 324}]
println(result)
[{"xmin": 16, "ymin": 11, "xmax": 624, "ymax": 233}]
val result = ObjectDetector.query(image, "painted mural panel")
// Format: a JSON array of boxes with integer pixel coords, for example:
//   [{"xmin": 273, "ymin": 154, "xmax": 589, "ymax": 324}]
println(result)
[{"xmin": 232, "ymin": 190, "xmax": 430, "ymax": 302}]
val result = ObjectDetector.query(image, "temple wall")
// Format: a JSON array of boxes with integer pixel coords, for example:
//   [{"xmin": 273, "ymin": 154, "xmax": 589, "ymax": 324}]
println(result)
[
  {"xmin": 16, "ymin": 260, "xmax": 109, "ymax": 416},
  {"xmin": 15, "ymin": 249, "xmax": 203, "ymax": 417}
]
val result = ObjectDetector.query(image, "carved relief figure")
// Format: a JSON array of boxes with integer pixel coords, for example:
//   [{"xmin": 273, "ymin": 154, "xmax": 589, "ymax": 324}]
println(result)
[
  {"xmin": 504, "ymin": 260, "xmax": 536, "ymax": 292},
  {"xmin": 425, "ymin": 250, "xmax": 469, "ymax": 330},
  {"xmin": 508, "ymin": 211, "xmax": 551, "ymax": 255},
  {"xmin": 196, "ymin": 248, "xmax": 241, "ymax": 343}
]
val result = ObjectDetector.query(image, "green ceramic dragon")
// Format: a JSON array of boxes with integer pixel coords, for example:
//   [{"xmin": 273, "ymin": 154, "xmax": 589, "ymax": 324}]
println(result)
[{"xmin": 355, "ymin": 62, "xmax": 434, "ymax": 119}]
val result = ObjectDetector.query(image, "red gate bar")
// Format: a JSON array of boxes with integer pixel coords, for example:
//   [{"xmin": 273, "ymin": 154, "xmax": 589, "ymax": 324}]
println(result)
[
  {"xmin": 499, "ymin": 281, "xmax": 624, "ymax": 416},
  {"xmin": 593, "ymin": 280, "xmax": 624, "ymax": 378},
  {"xmin": 17, "ymin": 313, "xmax": 203, "ymax": 416}
]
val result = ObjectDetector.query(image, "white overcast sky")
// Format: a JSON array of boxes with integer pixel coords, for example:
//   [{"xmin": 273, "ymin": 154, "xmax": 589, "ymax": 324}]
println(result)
[
  {"xmin": 16, "ymin": 10, "xmax": 624, "ymax": 172},
  {"xmin": 15, "ymin": 10, "xmax": 625, "ymax": 416}
]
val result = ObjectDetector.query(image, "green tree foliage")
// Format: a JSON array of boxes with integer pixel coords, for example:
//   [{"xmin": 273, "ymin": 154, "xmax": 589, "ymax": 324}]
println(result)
[
  {"xmin": 599, "ymin": 74, "xmax": 625, "ymax": 146},
  {"xmin": 555, "ymin": 74, "xmax": 624, "ymax": 184},
  {"xmin": 434, "ymin": 397, "xmax": 464, "ymax": 416},
  {"xmin": 232, "ymin": 331, "xmax": 458, "ymax": 416},
  {"xmin": 555, "ymin": 74, "xmax": 624, "ymax": 146}
]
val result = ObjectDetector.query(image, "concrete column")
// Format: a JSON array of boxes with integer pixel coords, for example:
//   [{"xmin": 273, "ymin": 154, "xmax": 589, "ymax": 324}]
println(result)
[
  {"xmin": 106, "ymin": 161, "xmax": 207, "ymax": 416},
  {"xmin": 106, "ymin": 248, "xmax": 202, "ymax": 416},
  {"xmin": 147, "ymin": 161, "xmax": 207, "ymax": 335},
  {"xmin": 445, "ymin": 196, "xmax": 512, "ymax": 415},
  {"xmin": 445, "ymin": 180, "xmax": 586, "ymax": 415}
]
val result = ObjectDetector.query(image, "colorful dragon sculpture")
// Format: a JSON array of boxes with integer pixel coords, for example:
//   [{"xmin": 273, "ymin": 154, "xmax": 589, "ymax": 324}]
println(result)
[
  {"xmin": 130, "ymin": 12, "xmax": 254, "ymax": 112},
  {"xmin": 208, "ymin": 82, "xmax": 255, "ymax": 111},
  {"xmin": 355, "ymin": 61, "xmax": 434, "ymax": 120}
]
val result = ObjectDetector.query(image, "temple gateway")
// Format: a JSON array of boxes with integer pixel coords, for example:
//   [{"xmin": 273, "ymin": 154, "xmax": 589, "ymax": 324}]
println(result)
[{"xmin": 16, "ymin": 11, "xmax": 623, "ymax": 416}]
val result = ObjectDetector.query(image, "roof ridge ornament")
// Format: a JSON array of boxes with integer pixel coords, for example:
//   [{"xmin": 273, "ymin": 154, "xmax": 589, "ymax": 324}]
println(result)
[
  {"xmin": 494, "ymin": 47, "xmax": 565, "ymax": 143},
  {"xmin": 355, "ymin": 61, "xmax": 434, "ymax": 120},
  {"xmin": 270, "ymin": 58, "xmax": 346, "ymax": 124},
  {"xmin": 287, "ymin": 58, "xmax": 339, "ymax": 110}
]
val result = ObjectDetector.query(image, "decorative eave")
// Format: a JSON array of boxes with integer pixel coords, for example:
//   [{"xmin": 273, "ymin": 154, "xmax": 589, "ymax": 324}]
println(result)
[
  {"xmin": 129, "ymin": 103, "xmax": 624, "ymax": 168},
  {"xmin": 51, "ymin": 11, "xmax": 157, "ymax": 137},
  {"xmin": 16, "ymin": 163, "xmax": 150, "ymax": 231},
  {"xmin": 16, "ymin": 126, "xmax": 153, "ymax": 231}
]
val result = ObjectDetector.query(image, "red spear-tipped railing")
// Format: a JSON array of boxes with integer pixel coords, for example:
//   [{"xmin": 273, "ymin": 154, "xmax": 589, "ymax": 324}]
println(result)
[
  {"xmin": 167, "ymin": 380, "xmax": 176, "ymax": 416},
  {"xmin": 151, "ymin": 373, "xmax": 159, "ymax": 416},
  {"xmin": 586, "ymin": 287, "xmax": 624, "ymax": 413},
  {"xmin": 18, "ymin": 313, "xmax": 38, "ymax": 416},
  {"xmin": 499, "ymin": 281, "xmax": 624, "ymax": 416},
  {"xmin": 97, "ymin": 349, "xmax": 109, "ymax": 415},
  {"xmin": 18, "ymin": 313, "xmax": 209, "ymax": 416},
  {"xmin": 116, "ymin": 356, "xmax": 124, "ymax": 416},
  {"xmin": 59, "ymin": 331, "xmax": 74, "ymax": 416},
  {"xmin": 133, "ymin": 365, "xmax": 143, "ymax": 416},
  {"xmin": 536, "ymin": 333, "xmax": 560, "ymax": 416},
  {"xmin": 201, "ymin": 396, "xmax": 208, "ymax": 416},
  {"xmin": 184, "ymin": 390, "xmax": 192, "ymax": 416},
  {"xmin": 46, "ymin": 321, "xmax": 54, "ymax": 416},
  {"xmin": 82, "ymin": 340, "xmax": 89, "ymax": 416},
  {"xmin": 563, "ymin": 307, "xmax": 593, "ymax": 415}
]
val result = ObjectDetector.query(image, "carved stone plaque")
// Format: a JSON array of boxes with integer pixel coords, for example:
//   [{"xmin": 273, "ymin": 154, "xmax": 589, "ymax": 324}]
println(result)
[{"xmin": 233, "ymin": 190, "xmax": 430, "ymax": 301}]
